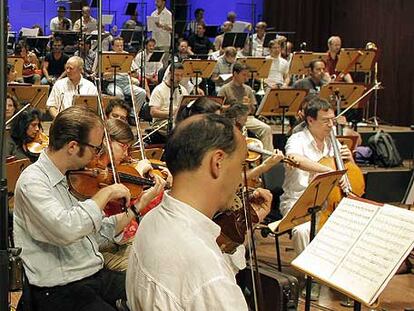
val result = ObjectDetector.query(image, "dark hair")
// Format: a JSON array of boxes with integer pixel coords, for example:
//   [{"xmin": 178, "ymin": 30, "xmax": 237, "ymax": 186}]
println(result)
[
  {"xmin": 105, "ymin": 98, "xmax": 131, "ymax": 118},
  {"xmin": 10, "ymin": 107, "xmax": 42, "ymax": 146},
  {"xmin": 304, "ymin": 97, "xmax": 332, "ymax": 123},
  {"xmin": 57, "ymin": 6, "xmax": 66, "ymax": 11},
  {"xmin": 49, "ymin": 106, "xmax": 103, "ymax": 152},
  {"xmin": 165, "ymin": 114, "xmax": 238, "ymax": 175},
  {"xmin": 194, "ymin": 8, "xmax": 204, "ymax": 17},
  {"xmin": 222, "ymin": 103, "xmax": 249, "ymax": 128},
  {"xmin": 309, "ymin": 59, "xmax": 325, "ymax": 71},
  {"xmin": 232, "ymin": 62, "xmax": 248, "ymax": 74},
  {"xmin": 145, "ymin": 38, "xmax": 156, "ymax": 46},
  {"xmin": 7, "ymin": 93, "xmax": 20, "ymax": 111},
  {"xmin": 107, "ymin": 118, "xmax": 134, "ymax": 143},
  {"xmin": 175, "ymin": 97, "xmax": 221, "ymax": 123}
]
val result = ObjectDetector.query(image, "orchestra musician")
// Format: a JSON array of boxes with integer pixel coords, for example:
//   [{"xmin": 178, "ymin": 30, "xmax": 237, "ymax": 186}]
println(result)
[
  {"xmin": 293, "ymin": 59, "xmax": 328, "ymax": 94},
  {"xmin": 150, "ymin": 0, "xmax": 172, "ymax": 52},
  {"xmin": 73, "ymin": 5, "xmax": 97, "ymax": 34},
  {"xmin": 49, "ymin": 6, "xmax": 72, "ymax": 32},
  {"xmin": 126, "ymin": 113, "xmax": 272, "ymax": 310},
  {"xmin": 326, "ymin": 36, "xmax": 353, "ymax": 83},
  {"xmin": 218, "ymin": 63, "xmax": 274, "ymax": 151},
  {"xmin": 13, "ymin": 106, "xmax": 134, "ymax": 311},
  {"xmin": 279, "ymin": 98, "xmax": 354, "ymax": 300},
  {"xmin": 105, "ymin": 98, "xmax": 131, "ymax": 123},
  {"xmin": 264, "ymin": 39, "xmax": 290, "ymax": 89},
  {"xmin": 46, "ymin": 56, "xmax": 98, "ymax": 119},
  {"xmin": 41, "ymin": 37, "xmax": 70, "ymax": 86}
]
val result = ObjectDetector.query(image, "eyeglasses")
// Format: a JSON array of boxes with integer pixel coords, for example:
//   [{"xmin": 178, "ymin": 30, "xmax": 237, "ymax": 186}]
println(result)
[{"xmin": 81, "ymin": 142, "xmax": 104, "ymax": 155}]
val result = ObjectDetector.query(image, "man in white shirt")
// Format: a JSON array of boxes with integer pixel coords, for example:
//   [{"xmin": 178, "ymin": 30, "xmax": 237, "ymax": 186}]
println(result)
[
  {"xmin": 150, "ymin": 0, "xmax": 172, "ymax": 51},
  {"xmin": 127, "ymin": 113, "xmax": 271, "ymax": 311},
  {"xmin": 131, "ymin": 38, "xmax": 163, "ymax": 86},
  {"xmin": 49, "ymin": 6, "xmax": 72, "ymax": 31},
  {"xmin": 265, "ymin": 39, "xmax": 290, "ymax": 89},
  {"xmin": 46, "ymin": 56, "xmax": 98, "ymax": 119},
  {"xmin": 73, "ymin": 5, "xmax": 97, "ymax": 34},
  {"xmin": 148, "ymin": 62, "xmax": 188, "ymax": 142}
]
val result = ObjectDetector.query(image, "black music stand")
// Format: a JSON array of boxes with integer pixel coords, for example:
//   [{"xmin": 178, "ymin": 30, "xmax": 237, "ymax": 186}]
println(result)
[
  {"xmin": 222, "ymin": 32, "xmax": 248, "ymax": 49},
  {"xmin": 148, "ymin": 50, "xmax": 164, "ymax": 63},
  {"xmin": 25, "ymin": 36, "xmax": 50, "ymax": 56},
  {"xmin": 182, "ymin": 59, "xmax": 217, "ymax": 93},
  {"xmin": 256, "ymin": 88, "xmax": 308, "ymax": 134},
  {"xmin": 101, "ymin": 52, "xmax": 134, "ymax": 91},
  {"xmin": 125, "ymin": 2, "xmax": 138, "ymax": 16},
  {"xmin": 263, "ymin": 32, "xmax": 278, "ymax": 49},
  {"xmin": 53, "ymin": 31, "xmax": 79, "ymax": 47}
]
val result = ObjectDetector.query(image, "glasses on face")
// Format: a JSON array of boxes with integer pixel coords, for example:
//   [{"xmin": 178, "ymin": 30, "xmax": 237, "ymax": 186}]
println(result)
[{"xmin": 81, "ymin": 142, "xmax": 104, "ymax": 155}]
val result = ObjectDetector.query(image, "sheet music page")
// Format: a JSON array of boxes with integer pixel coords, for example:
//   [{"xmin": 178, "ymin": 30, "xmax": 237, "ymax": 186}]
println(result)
[
  {"xmin": 292, "ymin": 197, "xmax": 378, "ymax": 281},
  {"xmin": 147, "ymin": 16, "xmax": 159, "ymax": 32},
  {"xmin": 330, "ymin": 204, "xmax": 414, "ymax": 305}
]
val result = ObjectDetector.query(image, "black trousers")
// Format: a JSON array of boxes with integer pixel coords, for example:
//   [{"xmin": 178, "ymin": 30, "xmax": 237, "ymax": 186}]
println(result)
[{"xmin": 29, "ymin": 269, "xmax": 126, "ymax": 311}]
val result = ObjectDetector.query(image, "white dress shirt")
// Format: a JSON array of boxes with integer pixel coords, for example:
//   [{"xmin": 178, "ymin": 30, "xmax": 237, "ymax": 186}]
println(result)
[
  {"xmin": 126, "ymin": 192, "xmax": 248, "ymax": 311},
  {"xmin": 279, "ymin": 128, "xmax": 334, "ymax": 216},
  {"xmin": 46, "ymin": 76, "xmax": 98, "ymax": 112},
  {"xmin": 150, "ymin": 7, "xmax": 172, "ymax": 48},
  {"xmin": 265, "ymin": 55, "xmax": 289, "ymax": 87}
]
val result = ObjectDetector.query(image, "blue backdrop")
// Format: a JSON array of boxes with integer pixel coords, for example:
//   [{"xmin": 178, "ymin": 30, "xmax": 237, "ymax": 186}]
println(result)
[{"xmin": 8, "ymin": 0, "xmax": 263, "ymax": 36}]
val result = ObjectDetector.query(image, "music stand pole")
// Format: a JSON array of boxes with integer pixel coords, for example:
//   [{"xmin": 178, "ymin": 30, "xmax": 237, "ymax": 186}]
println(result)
[
  {"xmin": 167, "ymin": 0, "xmax": 176, "ymax": 137},
  {"xmin": 0, "ymin": 1, "xmax": 10, "ymax": 310},
  {"xmin": 304, "ymin": 183, "xmax": 323, "ymax": 311}
]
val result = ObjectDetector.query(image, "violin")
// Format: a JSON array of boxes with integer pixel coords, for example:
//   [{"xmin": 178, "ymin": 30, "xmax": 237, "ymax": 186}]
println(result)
[
  {"xmin": 67, "ymin": 164, "xmax": 154, "ymax": 201},
  {"xmin": 26, "ymin": 132, "xmax": 49, "ymax": 154},
  {"xmin": 246, "ymin": 137, "xmax": 299, "ymax": 167}
]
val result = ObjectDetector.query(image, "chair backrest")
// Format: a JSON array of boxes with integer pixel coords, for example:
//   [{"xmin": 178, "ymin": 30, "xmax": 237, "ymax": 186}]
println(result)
[{"xmin": 261, "ymin": 162, "xmax": 286, "ymax": 221}]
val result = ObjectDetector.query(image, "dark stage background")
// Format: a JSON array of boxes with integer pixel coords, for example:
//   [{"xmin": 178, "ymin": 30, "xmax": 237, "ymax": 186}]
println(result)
[{"xmin": 264, "ymin": 0, "xmax": 414, "ymax": 126}]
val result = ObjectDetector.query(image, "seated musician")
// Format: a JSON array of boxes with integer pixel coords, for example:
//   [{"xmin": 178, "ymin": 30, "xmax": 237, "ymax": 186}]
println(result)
[
  {"xmin": 148, "ymin": 62, "xmax": 188, "ymax": 144},
  {"xmin": 6, "ymin": 107, "xmax": 44, "ymax": 163},
  {"xmin": 14, "ymin": 42, "xmax": 41, "ymax": 84},
  {"xmin": 13, "ymin": 106, "xmax": 133, "ymax": 310},
  {"xmin": 218, "ymin": 63, "xmax": 274, "ymax": 151},
  {"xmin": 251, "ymin": 21, "xmax": 268, "ymax": 56},
  {"xmin": 46, "ymin": 56, "xmax": 98, "ymax": 119},
  {"xmin": 213, "ymin": 21, "xmax": 233, "ymax": 52},
  {"xmin": 6, "ymin": 93, "xmax": 19, "ymax": 125},
  {"xmin": 41, "ymin": 37, "xmax": 70, "ymax": 85},
  {"xmin": 105, "ymin": 98, "xmax": 131, "ymax": 123},
  {"xmin": 103, "ymin": 37, "xmax": 146, "ymax": 109},
  {"xmin": 326, "ymin": 36, "xmax": 353, "ymax": 83},
  {"xmin": 73, "ymin": 5, "xmax": 97, "ymax": 34},
  {"xmin": 265, "ymin": 39, "xmax": 290, "ymax": 89},
  {"xmin": 126, "ymin": 113, "xmax": 271, "ymax": 310},
  {"xmin": 175, "ymin": 39, "xmax": 194, "ymax": 62},
  {"xmin": 188, "ymin": 21, "xmax": 214, "ymax": 56},
  {"xmin": 74, "ymin": 38, "xmax": 96, "ymax": 80},
  {"xmin": 211, "ymin": 46, "xmax": 237, "ymax": 93},
  {"xmin": 293, "ymin": 59, "xmax": 329, "ymax": 94},
  {"xmin": 98, "ymin": 118, "xmax": 167, "ymax": 272},
  {"xmin": 279, "ymin": 98, "xmax": 354, "ymax": 300}
]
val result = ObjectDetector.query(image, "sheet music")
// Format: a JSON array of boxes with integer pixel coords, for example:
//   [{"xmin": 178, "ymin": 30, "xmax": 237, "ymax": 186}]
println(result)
[
  {"xmin": 231, "ymin": 21, "xmax": 250, "ymax": 33},
  {"xmin": 292, "ymin": 198, "xmax": 378, "ymax": 279},
  {"xmin": 147, "ymin": 16, "xmax": 159, "ymax": 32},
  {"xmin": 331, "ymin": 204, "xmax": 414, "ymax": 304},
  {"xmin": 20, "ymin": 27, "xmax": 39, "ymax": 37},
  {"xmin": 292, "ymin": 198, "xmax": 414, "ymax": 305}
]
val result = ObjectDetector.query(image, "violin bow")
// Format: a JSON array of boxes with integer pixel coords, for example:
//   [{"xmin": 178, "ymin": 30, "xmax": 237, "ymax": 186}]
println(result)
[{"xmin": 241, "ymin": 164, "xmax": 264, "ymax": 311}]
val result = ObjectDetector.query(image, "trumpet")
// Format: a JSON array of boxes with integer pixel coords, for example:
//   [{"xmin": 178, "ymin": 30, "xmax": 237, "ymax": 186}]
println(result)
[{"xmin": 256, "ymin": 79, "xmax": 266, "ymax": 96}]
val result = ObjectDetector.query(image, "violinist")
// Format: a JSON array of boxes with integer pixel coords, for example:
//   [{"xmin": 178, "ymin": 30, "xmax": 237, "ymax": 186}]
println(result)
[
  {"xmin": 98, "ymin": 118, "xmax": 167, "ymax": 272},
  {"xmin": 279, "ymin": 98, "xmax": 354, "ymax": 300},
  {"xmin": 6, "ymin": 107, "xmax": 43, "ymax": 163},
  {"xmin": 126, "ymin": 114, "xmax": 271, "ymax": 311},
  {"xmin": 13, "ymin": 106, "xmax": 132, "ymax": 311}
]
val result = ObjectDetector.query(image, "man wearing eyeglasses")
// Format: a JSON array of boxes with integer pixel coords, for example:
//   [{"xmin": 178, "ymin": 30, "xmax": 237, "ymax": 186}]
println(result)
[{"xmin": 14, "ymin": 106, "xmax": 134, "ymax": 311}]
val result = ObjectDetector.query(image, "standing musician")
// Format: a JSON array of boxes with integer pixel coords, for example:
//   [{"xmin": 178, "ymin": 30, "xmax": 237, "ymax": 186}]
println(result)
[
  {"xmin": 46, "ymin": 56, "xmax": 98, "ymax": 119},
  {"xmin": 279, "ymin": 98, "xmax": 354, "ymax": 300},
  {"xmin": 150, "ymin": 0, "xmax": 172, "ymax": 52},
  {"xmin": 126, "ymin": 113, "xmax": 272, "ymax": 310},
  {"xmin": 148, "ymin": 62, "xmax": 188, "ymax": 143},
  {"xmin": 326, "ymin": 36, "xmax": 353, "ymax": 83},
  {"xmin": 218, "ymin": 63, "xmax": 274, "ymax": 151},
  {"xmin": 13, "ymin": 106, "xmax": 133, "ymax": 311}
]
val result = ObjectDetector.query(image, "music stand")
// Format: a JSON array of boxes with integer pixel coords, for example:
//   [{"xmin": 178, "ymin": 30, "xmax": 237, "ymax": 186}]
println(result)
[
  {"xmin": 263, "ymin": 32, "xmax": 278, "ymax": 48},
  {"xmin": 204, "ymin": 25, "xmax": 219, "ymax": 38},
  {"xmin": 101, "ymin": 52, "xmax": 134, "ymax": 91},
  {"xmin": 7, "ymin": 57, "xmax": 24, "ymax": 79},
  {"xmin": 148, "ymin": 51, "xmax": 164, "ymax": 63},
  {"xmin": 289, "ymin": 52, "xmax": 327, "ymax": 76},
  {"xmin": 6, "ymin": 159, "xmax": 30, "ymax": 196},
  {"xmin": 268, "ymin": 170, "xmax": 346, "ymax": 311},
  {"xmin": 25, "ymin": 36, "xmax": 51, "ymax": 56},
  {"xmin": 180, "ymin": 95, "xmax": 225, "ymax": 109},
  {"xmin": 7, "ymin": 84, "xmax": 50, "ymax": 112},
  {"xmin": 237, "ymin": 57, "xmax": 272, "ymax": 91},
  {"xmin": 256, "ymin": 88, "xmax": 308, "ymax": 134},
  {"xmin": 125, "ymin": 2, "xmax": 138, "ymax": 16},
  {"xmin": 182, "ymin": 59, "xmax": 217, "ymax": 93},
  {"xmin": 73, "ymin": 95, "xmax": 99, "ymax": 113},
  {"xmin": 222, "ymin": 32, "xmax": 248, "ymax": 49},
  {"xmin": 320, "ymin": 83, "xmax": 367, "ymax": 112},
  {"xmin": 53, "ymin": 31, "xmax": 79, "ymax": 47}
]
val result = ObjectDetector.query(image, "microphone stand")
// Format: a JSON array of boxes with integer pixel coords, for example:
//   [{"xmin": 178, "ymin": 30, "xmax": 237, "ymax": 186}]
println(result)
[
  {"xmin": 167, "ymin": 0, "xmax": 176, "ymax": 137},
  {"xmin": 1, "ymin": 2, "xmax": 11, "ymax": 310}
]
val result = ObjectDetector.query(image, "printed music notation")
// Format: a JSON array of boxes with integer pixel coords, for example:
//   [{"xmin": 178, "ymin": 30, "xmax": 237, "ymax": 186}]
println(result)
[{"xmin": 292, "ymin": 197, "xmax": 414, "ymax": 306}]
